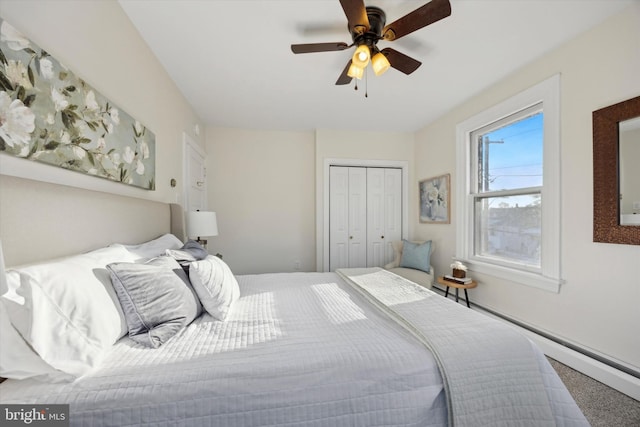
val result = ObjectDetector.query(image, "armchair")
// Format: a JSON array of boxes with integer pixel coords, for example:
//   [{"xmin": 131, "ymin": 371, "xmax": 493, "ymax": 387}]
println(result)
[{"xmin": 384, "ymin": 240, "xmax": 435, "ymax": 289}]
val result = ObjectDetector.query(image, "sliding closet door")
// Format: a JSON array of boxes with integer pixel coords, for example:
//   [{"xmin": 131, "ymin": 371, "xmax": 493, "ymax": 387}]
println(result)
[
  {"xmin": 367, "ymin": 168, "xmax": 402, "ymax": 267},
  {"xmin": 329, "ymin": 167, "xmax": 367, "ymax": 271}
]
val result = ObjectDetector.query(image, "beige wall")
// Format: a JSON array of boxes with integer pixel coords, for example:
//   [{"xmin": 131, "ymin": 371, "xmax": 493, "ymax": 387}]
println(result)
[
  {"xmin": 206, "ymin": 128, "xmax": 316, "ymax": 274},
  {"xmin": 414, "ymin": 4, "xmax": 640, "ymax": 369},
  {"xmin": 206, "ymin": 128, "xmax": 414, "ymax": 274},
  {"xmin": 0, "ymin": 0, "xmax": 204, "ymax": 203},
  {"xmin": 3, "ymin": 0, "xmax": 638, "ymax": 372}
]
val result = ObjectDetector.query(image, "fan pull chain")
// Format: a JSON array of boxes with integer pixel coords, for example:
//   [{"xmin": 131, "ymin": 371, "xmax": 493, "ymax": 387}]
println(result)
[
  {"xmin": 365, "ymin": 67, "xmax": 368, "ymax": 98},
  {"xmin": 354, "ymin": 79, "xmax": 358, "ymax": 91}
]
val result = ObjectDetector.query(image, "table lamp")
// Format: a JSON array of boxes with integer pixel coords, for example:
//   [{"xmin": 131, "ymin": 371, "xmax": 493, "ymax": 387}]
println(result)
[{"xmin": 186, "ymin": 211, "xmax": 218, "ymax": 248}]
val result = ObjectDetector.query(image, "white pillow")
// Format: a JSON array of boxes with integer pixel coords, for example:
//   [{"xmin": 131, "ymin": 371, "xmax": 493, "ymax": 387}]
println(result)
[
  {"xmin": 0, "ymin": 302, "xmax": 73, "ymax": 381},
  {"xmin": 0, "ymin": 242, "xmax": 65, "ymax": 380},
  {"xmin": 1, "ymin": 245, "xmax": 137, "ymax": 377},
  {"xmin": 189, "ymin": 255, "xmax": 240, "ymax": 320},
  {"xmin": 1, "ymin": 239, "xmax": 69, "ymax": 381},
  {"xmin": 113, "ymin": 233, "xmax": 183, "ymax": 260}
]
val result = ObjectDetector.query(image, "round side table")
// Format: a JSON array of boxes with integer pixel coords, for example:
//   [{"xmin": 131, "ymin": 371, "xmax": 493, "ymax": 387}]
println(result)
[{"xmin": 437, "ymin": 277, "xmax": 477, "ymax": 308}]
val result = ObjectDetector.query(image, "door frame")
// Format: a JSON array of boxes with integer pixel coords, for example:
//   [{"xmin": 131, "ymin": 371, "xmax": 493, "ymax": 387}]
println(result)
[
  {"xmin": 319, "ymin": 158, "xmax": 409, "ymax": 272},
  {"xmin": 182, "ymin": 132, "xmax": 207, "ymax": 212}
]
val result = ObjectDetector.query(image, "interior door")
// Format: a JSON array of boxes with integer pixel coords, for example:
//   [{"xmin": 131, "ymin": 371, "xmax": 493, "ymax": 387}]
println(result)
[
  {"xmin": 367, "ymin": 168, "xmax": 402, "ymax": 267},
  {"xmin": 183, "ymin": 134, "xmax": 207, "ymax": 212},
  {"xmin": 347, "ymin": 167, "xmax": 367, "ymax": 268},
  {"xmin": 329, "ymin": 167, "xmax": 349, "ymax": 270},
  {"xmin": 367, "ymin": 168, "xmax": 386, "ymax": 267},
  {"xmin": 383, "ymin": 168, "xmax": 402, "ymax": 264},
  {"xmin": 329, "ymin": 167, "xmax": 367, "ymax": 270},
  {"xmin": 330, "ymin": 165, "xmax": 402, "ymax": 270}
]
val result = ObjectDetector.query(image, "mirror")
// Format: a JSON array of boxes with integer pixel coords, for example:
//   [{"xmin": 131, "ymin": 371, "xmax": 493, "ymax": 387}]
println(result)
[
  {"xmin": 593, "ymin": 95, "xmax": 640, "ymax": 244},
  {"xmin": 619, "ymin": 117, "xmax": 640, "ymax": 225}
]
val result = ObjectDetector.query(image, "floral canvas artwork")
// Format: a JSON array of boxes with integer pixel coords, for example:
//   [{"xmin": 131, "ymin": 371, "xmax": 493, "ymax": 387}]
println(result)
[
  {"xmin": 0, "ymin": 18, "xmax": 155, "ymax": 190},
  {"xmin": 419, "ymin": 173, "xmax": 450, "ymax": 223}
]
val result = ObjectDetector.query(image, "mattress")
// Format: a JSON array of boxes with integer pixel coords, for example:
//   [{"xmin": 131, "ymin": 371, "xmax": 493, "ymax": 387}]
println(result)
[
  {"xmin": 1, "ymin": 272, "xmax": 448, "ymax": 427},
  {"xmin": 0, "ymin": 270, "xmax": 589, "ymax": 427}
]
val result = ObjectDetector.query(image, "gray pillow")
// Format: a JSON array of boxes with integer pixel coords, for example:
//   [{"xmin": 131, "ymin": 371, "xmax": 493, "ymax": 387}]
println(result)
[
  {"xmin": 166, "ymin": 240, "xmax": 208, "ymax": 262},
  {"xmin": 107, "ymin": 256, "xmax": 202, "ymax": 348}
]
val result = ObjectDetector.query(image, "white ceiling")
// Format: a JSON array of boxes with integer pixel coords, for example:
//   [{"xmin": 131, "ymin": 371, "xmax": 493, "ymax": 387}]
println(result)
[{"xmin": 119, "ymin": 0, "xmax": 634, "ymax": 133}]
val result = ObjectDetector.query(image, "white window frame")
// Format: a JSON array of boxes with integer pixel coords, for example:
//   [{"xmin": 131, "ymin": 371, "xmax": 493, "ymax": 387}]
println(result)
[{"xmin": 455, "ymin": 74, "xmax": 562, "ymax": 292}]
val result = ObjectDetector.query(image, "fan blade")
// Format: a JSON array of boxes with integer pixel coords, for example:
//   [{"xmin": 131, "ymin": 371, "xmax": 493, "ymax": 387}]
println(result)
[
  {"xmin": 382, "ymin": 0, "xmax": 451, "ymax": 41},
  {"xmin": 336, "ymin": 60, "xmax": 353, "ymax": 85},
  {"xmin": 291, "ymin": 42, "xmax": 350, "ymax": 54},
  {"xmin": 339, "ymin": 0, "xmax": 369, "ymax": 34},
  {"xmin": 381, "ymin": 48, "xmax": 422, "ymax": 75}
]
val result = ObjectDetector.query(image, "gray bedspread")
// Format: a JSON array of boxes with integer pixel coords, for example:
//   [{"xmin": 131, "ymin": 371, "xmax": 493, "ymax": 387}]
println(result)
[{"xmin": 337, "ymin": 267, "xmax": 590, "ymax": 427}]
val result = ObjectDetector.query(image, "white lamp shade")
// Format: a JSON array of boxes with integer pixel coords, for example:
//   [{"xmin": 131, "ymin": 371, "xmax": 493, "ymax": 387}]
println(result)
[{"xmin": 186, "ymin": 211, "xmax": 218, "ymax": 238}]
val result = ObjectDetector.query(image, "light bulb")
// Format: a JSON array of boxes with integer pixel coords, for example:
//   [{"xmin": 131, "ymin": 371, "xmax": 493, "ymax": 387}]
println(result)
[{"xmin": 351, "ymin": 45, "xmax": 370, "ymax": 68}]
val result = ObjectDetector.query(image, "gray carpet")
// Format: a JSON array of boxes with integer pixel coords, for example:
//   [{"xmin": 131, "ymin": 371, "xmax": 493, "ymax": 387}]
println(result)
[{"xmin": 548, "ymin": 357, "xmax": 640, "ymax": 427}]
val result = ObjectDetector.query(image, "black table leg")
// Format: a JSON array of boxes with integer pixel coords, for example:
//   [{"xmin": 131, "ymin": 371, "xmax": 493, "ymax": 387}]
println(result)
[
  {"xmin": 464, "ymin": 289, "xmax": 470, "ymax": 308},
  {"xmin": 455, "ymin": 288, "xmax": 459, "ymax": 302},
  {"xmin": 445, "ymin": 286, "xmax": 449, "ymax": 298}
]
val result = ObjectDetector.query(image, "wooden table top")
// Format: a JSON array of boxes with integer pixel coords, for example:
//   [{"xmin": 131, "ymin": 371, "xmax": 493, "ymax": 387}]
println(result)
[{"xmin": 437, "ymin": 276, "xmax": 478, "ymax": 289}]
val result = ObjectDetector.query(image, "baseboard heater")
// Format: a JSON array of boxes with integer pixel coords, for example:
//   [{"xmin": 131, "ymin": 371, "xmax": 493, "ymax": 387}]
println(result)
[{"xmin": 431, "ymin": 285, "xmax": 640, "ymax": 380}]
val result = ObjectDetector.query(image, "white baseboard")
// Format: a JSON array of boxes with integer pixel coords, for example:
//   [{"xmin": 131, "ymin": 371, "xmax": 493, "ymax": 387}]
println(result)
[{"xmin": 473, "ymin": 306, "xmax": 640, "ymax": 401}]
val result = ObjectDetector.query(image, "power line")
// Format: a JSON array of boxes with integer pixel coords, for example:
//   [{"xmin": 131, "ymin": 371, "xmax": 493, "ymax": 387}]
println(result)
[
  {"xmin": 489, "ymin": 126, "xmax": 542, "ymax": 141},
  {"xmin": 492, "ymin": 174, "xmax": 542, "ymax": 178},
  {"xmin": 490, "ymin": 163, "xmax": 542, "ymax": 171}
]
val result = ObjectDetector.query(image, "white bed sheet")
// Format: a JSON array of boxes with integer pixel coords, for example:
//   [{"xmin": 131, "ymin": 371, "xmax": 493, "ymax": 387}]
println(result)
[{"xmin": 1, "ymin": 272, "xmax": 448, "ymax": 427}]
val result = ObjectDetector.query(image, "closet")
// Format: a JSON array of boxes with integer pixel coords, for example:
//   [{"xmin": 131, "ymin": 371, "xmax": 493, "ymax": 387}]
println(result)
[{"xmin": 329, "ymin": 166, "xmax": 402, "ymax": 271}]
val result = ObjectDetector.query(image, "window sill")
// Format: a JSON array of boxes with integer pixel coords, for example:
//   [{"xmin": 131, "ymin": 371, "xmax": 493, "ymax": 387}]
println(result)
[{"xmin": 462, "ymin": 259, "xmax": 563, "ymax": 293}]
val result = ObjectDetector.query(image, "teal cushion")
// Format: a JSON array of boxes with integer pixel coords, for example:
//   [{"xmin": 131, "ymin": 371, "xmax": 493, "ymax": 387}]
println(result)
[{"xmin": 399, "ymin": 240, "xmax": 432, "ymax": 273}]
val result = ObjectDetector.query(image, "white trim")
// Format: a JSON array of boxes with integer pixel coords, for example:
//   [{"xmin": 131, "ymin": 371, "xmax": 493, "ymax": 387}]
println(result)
[
  {"xmin": 455, "ymin": 74, "xmax": 562, "ymax": 292},
  {"xmin": 318, "ymin": 158, "xmax": 409, "ymax": 272},
  {"xmin": 0, "ymin": 151, "xmax": 160, "ymax": 200},
  {"xmin": 474, "ymin": 305, "xmax": 640, "ymax": 400},
  {"xmin": 464, "ymin": 259, "xmax": 562, "ymax": 292}
]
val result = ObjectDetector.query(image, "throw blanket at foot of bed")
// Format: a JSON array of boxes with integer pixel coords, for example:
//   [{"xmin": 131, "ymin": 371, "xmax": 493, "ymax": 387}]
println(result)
[{"xmin": 338, "ymin": 268, "xmax": 566, "ymax": 427}]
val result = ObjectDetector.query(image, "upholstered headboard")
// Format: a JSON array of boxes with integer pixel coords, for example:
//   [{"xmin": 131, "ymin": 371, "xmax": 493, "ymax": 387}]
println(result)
[{"xmin": 0, "ymin": 175, "xmax": 185, "ymax": 267}]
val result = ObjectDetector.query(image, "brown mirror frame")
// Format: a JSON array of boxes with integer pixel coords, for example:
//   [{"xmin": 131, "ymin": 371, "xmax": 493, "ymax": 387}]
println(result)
[{"xmin": 593, "ymin": 95, "xmax": 640, "ymax": 245}]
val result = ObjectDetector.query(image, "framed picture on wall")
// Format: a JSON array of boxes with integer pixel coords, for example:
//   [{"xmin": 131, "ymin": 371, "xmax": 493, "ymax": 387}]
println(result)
[
  {"xmin": 419, "ymin": 173, "xmax": 450, "ymax": 224},
  {"xmin": 0, "ymin": 17, "xmax": 156, "ymax": 190}
]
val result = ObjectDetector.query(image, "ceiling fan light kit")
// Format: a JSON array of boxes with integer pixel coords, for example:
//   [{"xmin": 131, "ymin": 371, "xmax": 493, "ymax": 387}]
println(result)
[
  {"xmin": 371, "ymin": 51, "xmax": 390, "ymax": 76},
  {"xmin": 347, "ymin": 62, "xmax": 364, "ymax": 79},
  {"xmin": 290, "ymin": 0, "xmax": 452, "ymax": 89},
  {"xmin": 352, "ymin": 44, "xmax": 371, "ymax": 68}
]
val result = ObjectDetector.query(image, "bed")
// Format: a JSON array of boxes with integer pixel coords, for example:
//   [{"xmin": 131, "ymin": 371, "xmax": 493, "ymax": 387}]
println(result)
[{"xmin": 0, "ymin": 176, "xmax": 589, "ymax": 427}]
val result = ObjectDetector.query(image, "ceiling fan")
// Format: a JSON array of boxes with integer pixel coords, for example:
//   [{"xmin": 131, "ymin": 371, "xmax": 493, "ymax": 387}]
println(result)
[{"xmin": 291, "ymin": 0, "xmax": 451, "ymax": 85}]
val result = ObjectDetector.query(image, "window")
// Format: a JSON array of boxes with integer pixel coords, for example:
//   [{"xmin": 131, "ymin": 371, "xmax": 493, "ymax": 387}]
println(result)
[
  {"xmin": 472, "ymin": 105, "xmax": 543, "ymax": 270},
  {"xmin": 455, "ymin": 75, "xmax": 561, "ymax": 292}
]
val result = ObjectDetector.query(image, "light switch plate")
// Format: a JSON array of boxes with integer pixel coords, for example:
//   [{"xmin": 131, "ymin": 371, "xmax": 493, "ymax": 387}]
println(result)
[{"xmin": 633, "ymin": 201, "xmax": 640, "ymax": 210}]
